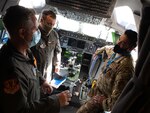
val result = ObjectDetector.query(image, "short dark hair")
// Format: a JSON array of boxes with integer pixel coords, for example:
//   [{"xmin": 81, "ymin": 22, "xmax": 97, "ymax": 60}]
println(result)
[
  {"xmin": 124, "ymin": 29, "xmax": 138, "ymax": 48},
  {"xmin": 41, "ymin": 9, "xmax": 56, "ymax": 19},
  {"xmin": 2, "ymin": 5, "xmax": 35, "ymax": 37}
]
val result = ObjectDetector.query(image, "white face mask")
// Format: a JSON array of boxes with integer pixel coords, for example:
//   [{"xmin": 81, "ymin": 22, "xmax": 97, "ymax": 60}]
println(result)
[
  {"xmin": 23, "ymin": 29, "xmax": 41, "ymax": 48},
  {"xmin": 29, "ymin": 29, "xmax": 41, "ymax": 47}
]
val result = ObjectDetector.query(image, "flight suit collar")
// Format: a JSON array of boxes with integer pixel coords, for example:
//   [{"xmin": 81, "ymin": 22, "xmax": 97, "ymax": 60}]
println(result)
[{"xmin": 6, "ymin": 39, "xmax": 34, "ymax": 64}]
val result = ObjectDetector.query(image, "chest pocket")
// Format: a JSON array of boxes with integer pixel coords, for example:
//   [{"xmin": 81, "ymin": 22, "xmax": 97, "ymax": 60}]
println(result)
[
  {"xmin": 47, "ymin": 39, "xmax": 56, "ymax": 49},
  {"xmin": 104, "ymin": 62, "xmax": 119, "ymax": 87},
  {"xmin": 47, "ymin": 31, "xmax": 57, "ymax": 49},
  {"xmin": 109, "ymin": 62, "xmax": 119, "ymax": 74},
  {"xmin": 27, "ymin": 67, "xmax": 40, "ymax": 100},
  {"xmin": 28, "ymin": 67, "xmax": 38, "ymax": 87}
]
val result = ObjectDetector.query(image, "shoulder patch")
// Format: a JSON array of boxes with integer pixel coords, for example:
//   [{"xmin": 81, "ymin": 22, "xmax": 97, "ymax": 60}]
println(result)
[{"xmin": 4, "ymin": 79, "xmax": 20, "ymax": 94}]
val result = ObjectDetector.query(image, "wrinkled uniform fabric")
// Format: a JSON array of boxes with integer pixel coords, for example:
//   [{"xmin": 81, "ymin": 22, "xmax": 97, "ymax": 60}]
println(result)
[
  {"xmin": 0, "ymin": 40, "xmax": 60, "ymax": 113},
  {"xmin": 31, "ymin": 27, "xmax": 62, "ymax": 82},
  {"xmin": 112, "ymin": 2, "xmax": 150, "ymax": 113},
  {"xmin": 77, "ymin": 46, "xmax": 134, "ymax": 113}
]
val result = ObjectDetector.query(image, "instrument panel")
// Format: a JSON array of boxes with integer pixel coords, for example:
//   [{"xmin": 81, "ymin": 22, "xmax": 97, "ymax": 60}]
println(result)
[{"xmin": 58, "ymin": 29, "xmax": 107, "ymax": 54}]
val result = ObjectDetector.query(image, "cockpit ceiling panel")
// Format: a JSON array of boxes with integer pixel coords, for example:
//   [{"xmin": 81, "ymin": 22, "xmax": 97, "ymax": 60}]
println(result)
[
  {"xmin": 58, "ymin": 9, "xmax": 103, "ymax": 24},
  {"xmin": 46, "ymin": 0, "xmax": 117, "ymax": 18}
]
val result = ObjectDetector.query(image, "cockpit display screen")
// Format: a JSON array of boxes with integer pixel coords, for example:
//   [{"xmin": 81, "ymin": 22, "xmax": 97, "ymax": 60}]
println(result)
[
  {"xmin": 67, "ymin": 38, "xmax": 86, "ymax": 49},
  {"xmin": 67, "ymin": 38, "xmax": 77, "ymax": 47},
  {"xmin": 77, "ymin": 40, "xmax": 85, "ymax": 49}
]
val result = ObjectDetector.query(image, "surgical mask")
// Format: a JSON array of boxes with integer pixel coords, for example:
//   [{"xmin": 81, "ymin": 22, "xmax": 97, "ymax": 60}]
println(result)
[
  {"xmin": 113, "ymin": 44, "xmax": 129, "ymax": 55},
  {"xmin": 43, "ymin": 24, "xmax": 53, "ymax": 34},
  {"xmin": 22, "ymin": 29, "xmax": 41, "ymax": 48},
  {"xmin": 30, "ymin": 29, "xmax": 41, "ymax": 47}
]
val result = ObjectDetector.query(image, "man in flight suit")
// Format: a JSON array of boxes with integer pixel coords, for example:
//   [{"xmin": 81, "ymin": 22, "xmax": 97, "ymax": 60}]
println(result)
[
  {"xmin": 77, "ymin": 30, "xmax": 137, "ymax": 113},
  {"xmin": 0, "ymin": 5, "xmax": 71, "ymax": 113},
  {"xmin": 31, "ymin": 9, "xmax": 62, "ymax": 83}
]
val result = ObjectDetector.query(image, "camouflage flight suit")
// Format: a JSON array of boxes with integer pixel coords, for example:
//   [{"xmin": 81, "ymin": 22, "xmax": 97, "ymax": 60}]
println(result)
[{"xmin": 77, "ymin": 46, "xmax": 134, "ymax": 113}]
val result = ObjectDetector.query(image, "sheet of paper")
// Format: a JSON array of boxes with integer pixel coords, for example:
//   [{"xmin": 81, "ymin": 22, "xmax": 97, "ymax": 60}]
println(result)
[{"xmin": 50, "ymin": 73, "xmax": 66, "ymax": 89}]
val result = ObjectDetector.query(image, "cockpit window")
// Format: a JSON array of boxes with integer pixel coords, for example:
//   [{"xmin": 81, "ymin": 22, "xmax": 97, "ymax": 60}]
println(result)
[
  {"xmin": 114, "ymin": 6, "xmax": 137, "ymax": 32},
  {"xmin": 19, "ymin": 0, "xmax": 45, "ymax": 8}
]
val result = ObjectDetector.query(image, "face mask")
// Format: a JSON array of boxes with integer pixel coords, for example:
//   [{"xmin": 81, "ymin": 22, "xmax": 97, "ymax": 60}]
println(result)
[
  {"xmin": 113, "ymin": 44, "xmax": 129, "ymax": 55},
  {"xmin": 43, "ymin": 24, "xmax": 53, "ymax": 34},
  {"xmin": 30, "ymin": 29, "xmax": 41, "ymax": 47}
]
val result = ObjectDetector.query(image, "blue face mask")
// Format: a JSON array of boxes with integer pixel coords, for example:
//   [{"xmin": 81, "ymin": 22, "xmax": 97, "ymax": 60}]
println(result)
[{"xmin": 30, "ymin": 29, "xmax": 41, "ymax": 48}]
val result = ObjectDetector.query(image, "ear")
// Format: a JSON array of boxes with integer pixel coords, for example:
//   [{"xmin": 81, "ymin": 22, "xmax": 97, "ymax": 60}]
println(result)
[{"xmin": 18, "ymin": 28, "xmax": 25, "ymax": 38}]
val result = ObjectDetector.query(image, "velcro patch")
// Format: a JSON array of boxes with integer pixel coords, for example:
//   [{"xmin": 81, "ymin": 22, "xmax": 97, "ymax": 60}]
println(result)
[{"xmin": 4, "ymin": 79, "xmax": 20, "ymax": 94}]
